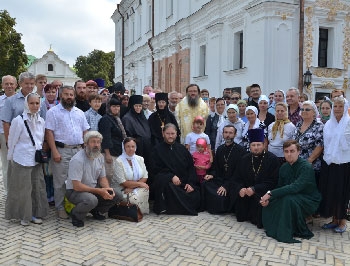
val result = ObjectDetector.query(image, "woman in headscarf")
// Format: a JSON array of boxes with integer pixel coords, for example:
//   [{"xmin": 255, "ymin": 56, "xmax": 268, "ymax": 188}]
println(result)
[
  {"xmin": 241, "ymin": 106, "xmax": 267, "ymax": 151},
  {"xmin": 122, "ymin": 95, "xmax": 152, "ymax": 172},
  {"xmin": 98, "ymin": 97, "xmax": 127, "ymax": 182},
  {"xmin": 292, "ymin": 100, "xmax": 324, "ymax": 182},
  {"xmin": 319, "ymin": 99, "xmax": 332, "ymax": 124},
  {"xmin": 319, "ymin": 96, "xmax": 350, "ymax": 233},
  {"xmin": 205, "ymin": 98, "xmax": 226, "ymax": 153},
  {"xmin": 267, "ymin": 102, "xmax": 296, "ymax": 163},
  {"xmin": 111, "ymin": 137, "xmax": 149, "ymax": 214},
  {"xmin": 258, "ymin": 95, "xmax": 275, "ymax": 128},
  {"xmin": 148, "ymin": 92, "xmax": 180, "ymax": 146},
  {"xmin": 5, "ymin": 93, "xmax": 49, "ymax": 226}
]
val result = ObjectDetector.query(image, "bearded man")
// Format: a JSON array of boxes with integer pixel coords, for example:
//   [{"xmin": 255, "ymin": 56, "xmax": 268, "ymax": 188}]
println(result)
[
  {"xmin": 152, "ymin": 123, "xmax": 200, "ymax": 215},
  {"xmin": 175, "ymin": 84, "xmax": 208, "ymax": 143},
  {"xmin": 232, "ymin": 128, "xmax": 280, "ymax": 228},
  {"xmin": 201, "ymin": 125, "xmax": 247, "ymax": 214},
  {"xmin": 74, "ymin": 80, "xmax": 90, "ymax": 112},
  {"xmin": 65, "ymin": 131, "xmax": 118, "ymax": 227},
  {"xmin": 45, "ymin": 86, "xmax": 90, "ymax": 219}
]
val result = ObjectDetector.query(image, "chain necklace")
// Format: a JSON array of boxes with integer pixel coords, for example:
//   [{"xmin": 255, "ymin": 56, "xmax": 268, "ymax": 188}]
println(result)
[
  {"xmin": 157, "ymin": 112, "xmax": 165, "ymax": 129},
  {"xmin": 223, "ymin": 143, "xmax": 235, "ymax": 172},
  {"xmin": 251, "ymin": 150, "xmax": 265, "ymax": 176}
]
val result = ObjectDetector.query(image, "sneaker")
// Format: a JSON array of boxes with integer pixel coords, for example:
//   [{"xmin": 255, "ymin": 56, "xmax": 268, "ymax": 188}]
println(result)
[
  {"xmin": 90, "ymin": 209, "xmax": 106, "ymax": 220},
  {"xmin": 31, "ymin": 217, "xmax": 43, "ymax": 224},
  {"xmin": 57, "ymin": 209, "xmax": 69, "ymax": 219},
  {"xmin": 71, "ymin": 213, "xmax": 84, "ymax": 227},
  {"xmin": 20, "ymin": 220, "xmax": 30, "ymax": 226}
]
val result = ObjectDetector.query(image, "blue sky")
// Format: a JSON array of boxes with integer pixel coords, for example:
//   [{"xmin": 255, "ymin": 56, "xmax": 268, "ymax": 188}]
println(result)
[{"xmin": 1, "ymin": 0, "xmax": 121, "ymax": 66}]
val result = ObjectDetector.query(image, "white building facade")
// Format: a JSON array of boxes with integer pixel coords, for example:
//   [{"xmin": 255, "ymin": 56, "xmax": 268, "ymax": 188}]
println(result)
[
  {"xmin": 112, "ymin": 0, "xmax": 350, "ymax": 99},
  {"xmin": 27, "ymin": 50, "xmax": 80, "ymax": 86}
]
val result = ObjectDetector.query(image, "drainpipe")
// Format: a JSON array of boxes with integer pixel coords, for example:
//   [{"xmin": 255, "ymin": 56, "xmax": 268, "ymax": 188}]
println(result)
[
  {"xmin": 147, "ymin": 0, "xmax": 155, "ymax": 87},
  {"xmin": 117, "ymin": 4, "xmax": 125, "ymax": 85},
  {"xmin": 298, "ymin": 0, "xmax": 305, "ymax": 95}
]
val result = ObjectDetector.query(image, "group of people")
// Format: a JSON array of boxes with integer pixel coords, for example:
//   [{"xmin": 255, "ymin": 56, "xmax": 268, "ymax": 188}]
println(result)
[{"xmin": 0, "ymin": 72, "xmax": 349, "ymax": 244}]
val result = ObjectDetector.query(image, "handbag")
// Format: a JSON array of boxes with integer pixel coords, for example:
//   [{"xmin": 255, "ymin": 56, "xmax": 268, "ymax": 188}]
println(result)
[
  {"xmin": 108, "ymin": 194, "xmax": 143, "ymax": 222},
  {"xmin": 21, "ymin": 115, "xmax": 49, "ymax": 163}
]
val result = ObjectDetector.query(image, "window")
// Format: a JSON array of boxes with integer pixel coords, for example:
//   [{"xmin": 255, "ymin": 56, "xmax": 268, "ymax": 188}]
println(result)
[
  {"xmin": 168, "ymin": 64, "xmax": 173, "ymax": 91},
  {"xmin": 166, "ymin": 0, "xmax": 173, "ymax": 18},
  {"xmin": 48, "ymin": 64, "xmax": 53, "ymax": 71},
  {"xmin": 138, "ymin": 14, "xmax": 142, "ymax": 38},
  {"xmin": 132, "ymin": 20, "xmax": 135, "ymax": 43},
  {"xmin": 318, "ymin": 28, "xmax": 328, "ymax": 67},
  {"xmin": 233, "ymin": 31, "xmax": 243, "ymax": 69},
  {"xmin": 199, "ymin": 45, "xmax": 206, "ymax": 76}
]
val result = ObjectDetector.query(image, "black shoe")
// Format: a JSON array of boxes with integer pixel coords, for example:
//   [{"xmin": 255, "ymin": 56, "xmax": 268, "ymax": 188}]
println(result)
[
  {"xmin": 90, "ymin": 210, "xmax": 106, "ymax": 220},
  {"xmin": 71, "ymin": 213, "xmax": 84, "ymax": 227}
]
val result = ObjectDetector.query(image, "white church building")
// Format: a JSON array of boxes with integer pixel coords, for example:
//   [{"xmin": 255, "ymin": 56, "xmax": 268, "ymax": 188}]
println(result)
[
  {"xmin": 112, "ymin": 0, "xmax": 350, "ymax": 99},
  {"xmin": 27, "ymin": 49, "xmax": 80, "ymax": 86}
]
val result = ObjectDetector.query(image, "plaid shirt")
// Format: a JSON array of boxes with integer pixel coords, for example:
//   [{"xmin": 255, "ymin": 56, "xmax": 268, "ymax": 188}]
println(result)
[
  {"xmin": 288, "ymin": 106, "xmax": 302, "ymax": 126},
  {"xmin": 85, "ymin": 108, "xmax": 102, "ymax": 131}
]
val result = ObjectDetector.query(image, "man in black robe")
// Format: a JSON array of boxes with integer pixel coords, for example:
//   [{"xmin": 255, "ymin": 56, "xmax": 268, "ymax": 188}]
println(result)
[
  {"xmin": 201, "ymin": 125, "xmax": 246, "ymax": 213},
  {"xmin": 233, "ymin": 128, "xmax": 279, "ymax": 228},
  {"xmin": 152, "ymin": 123, "xmax": 200, "ymax": 215}
]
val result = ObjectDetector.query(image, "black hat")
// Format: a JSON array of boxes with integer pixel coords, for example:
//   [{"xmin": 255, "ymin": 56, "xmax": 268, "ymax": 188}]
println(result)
[
  {"xmin": 128, "ymin": 95, "xmax": 143, "ymax": 108},
  {"xmin": 155, "ymin": 93, "xmax": 168, "ymax": 103},
  {"xmin": 247, "ymin": 128, "xmax": 265, "ymax": 143},
  {"xmin": 108, "ymin": 82, "xmax": 125, "ymax": 94},
  {"xmin": 109, "ymin": 97, "xmax": 121, "ymax": 106}
]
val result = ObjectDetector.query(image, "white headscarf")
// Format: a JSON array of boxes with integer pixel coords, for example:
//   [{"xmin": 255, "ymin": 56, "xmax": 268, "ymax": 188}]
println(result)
[
  {"xmin": 323, "ymin": 97, "xmax": 350, "ymax": 164},
  {"xmin": 258, "ymin": 95, "xmax": 269, "ymax": 104},
  {"xmin": 23, "ymin": 93, "xmax": 41, "ymax": 130},
  {"xmin": 119, "ymin": 140, "xmax": 143, "ymax": 181},
  {"xmin": 302, "ymin": 100, "xmax": 320, "ymax": 118},
  {"xmin": 242, "ymin": 106, "xmax": 260, "ymax": 136}
]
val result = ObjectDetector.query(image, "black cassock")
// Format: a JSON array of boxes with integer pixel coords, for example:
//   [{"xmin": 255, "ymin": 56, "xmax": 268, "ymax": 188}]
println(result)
[
  {"xmin": 202, "ymin": 142, "xmax": 246, "ymax": 214},
  {"xmin": 152, "ymin": 141, "xmax": 200, "ymax": 215},
  {"xmin": 233, "ymin": 151, "xmax": 280, "ymax": 228}
]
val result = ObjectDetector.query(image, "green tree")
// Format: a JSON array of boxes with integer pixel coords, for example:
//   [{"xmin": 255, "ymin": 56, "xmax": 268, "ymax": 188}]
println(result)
[
  {"xmin": 74, "ymin": 49, "xmax": 115, "ymax": 87},
  {"xmin": 0, "ymin": 10, "xmax": 27, "ymax": 80}
]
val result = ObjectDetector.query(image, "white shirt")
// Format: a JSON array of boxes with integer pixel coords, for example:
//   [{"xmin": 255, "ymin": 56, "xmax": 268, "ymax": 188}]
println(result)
[
  {"xmin": 184, "ymin": 132, "xmax": 210, "ymax": 154},
  {"xmin": 7, "ymin": 114, "xmax": 45, "ymax": 166},
  {"xmin": 45, "ymin": 104, "xmax": 90, "ymax": 145},
  {"xmin": 267, "ymin": 122, "xmax": 296, "ymax": 157}
]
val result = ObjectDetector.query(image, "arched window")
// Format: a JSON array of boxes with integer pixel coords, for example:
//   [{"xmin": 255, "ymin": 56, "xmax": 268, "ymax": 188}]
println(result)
[
  {"xmin": 168, "ymin": 63, "xmax": 173, "ymax": 91},
  {"xmin": 48, "ymin": 64, "xmax": 53, "ymax": 71},
  {"xmin": 178, "ymin": 59, "xmax": 182, "ymax": 92}
]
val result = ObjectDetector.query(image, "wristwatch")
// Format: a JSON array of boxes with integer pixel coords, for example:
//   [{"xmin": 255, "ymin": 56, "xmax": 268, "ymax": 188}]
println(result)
[{"xmin": 267, "ymin": 190, "xmax": 272, "ymax": 196}]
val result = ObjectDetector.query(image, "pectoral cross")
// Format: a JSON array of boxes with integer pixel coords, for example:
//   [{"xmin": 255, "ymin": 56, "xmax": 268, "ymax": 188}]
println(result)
[
  {"xmin": 224, "ymin": 163, "xmax": 229, "ymax": 172},
  {"xmin": 161, "ymin": 122, "xmax": 164, "ymax": 129}
]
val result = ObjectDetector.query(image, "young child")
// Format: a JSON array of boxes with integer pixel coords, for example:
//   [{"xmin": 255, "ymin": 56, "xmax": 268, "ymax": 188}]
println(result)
[
  {"xmin": 85, "ymin": 94, "xmax": 103, "ymax": 131},
  {"xmin": 185, "ymin": 116, "xmax": 213, "ymax": 160},
  {"xmin": 192, "ymin": 138, "xmax": 212, "ymax": 183}
]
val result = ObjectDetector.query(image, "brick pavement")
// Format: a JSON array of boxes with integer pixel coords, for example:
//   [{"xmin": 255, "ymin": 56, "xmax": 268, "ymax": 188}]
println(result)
[{"xmin": 0, "ymin": 160, "xmax": 349, "ymax": 266}]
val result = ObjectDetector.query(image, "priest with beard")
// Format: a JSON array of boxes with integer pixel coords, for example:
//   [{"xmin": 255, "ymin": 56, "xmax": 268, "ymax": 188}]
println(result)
[
  {"xmin": 232, "ymin": 128, "xmax": 279, "ymax": 228},
  {"xmin": 65, "ymin": 131, "xmax": 118, "ymax": 227},
  {"xmin": 201, "ymin": 125, "xmax": 247, "ymax": 214},
  {"xmin": 148, "ymin": 92, "xmax": 180, "ymax": 146},
  {"xmin": 175, "ymin": 84, "xmax": 209, "ymax": 143},
  {"xmin": 152, "ymin": 123, "xmax": 200, "ymax": 215}
]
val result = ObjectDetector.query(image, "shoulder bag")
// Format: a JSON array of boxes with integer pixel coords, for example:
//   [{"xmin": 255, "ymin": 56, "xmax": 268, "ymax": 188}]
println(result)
[{"xmin": 108, "ymin": 194, "xmax": 143, "ymax": 222}]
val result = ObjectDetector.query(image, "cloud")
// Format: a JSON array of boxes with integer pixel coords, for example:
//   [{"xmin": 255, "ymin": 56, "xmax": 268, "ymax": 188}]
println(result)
[{"xmin": 1, "ymin": 0, "xmax": 120, "ymax": 66}]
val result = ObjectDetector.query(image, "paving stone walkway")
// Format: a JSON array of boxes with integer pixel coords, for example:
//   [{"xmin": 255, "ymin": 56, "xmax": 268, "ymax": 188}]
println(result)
[{"xmin": 0, "ymin": 158, "xmax": 349, "ymax": 265}]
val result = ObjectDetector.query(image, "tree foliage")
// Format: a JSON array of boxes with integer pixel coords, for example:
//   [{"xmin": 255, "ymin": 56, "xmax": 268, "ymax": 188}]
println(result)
[
  {"xmin": 0, "ymin": 10, "xmax": 27, "ymax": 80},
  {"xmin": 74, "ymin": 49, "xmax": 115, "ymax": 87}
]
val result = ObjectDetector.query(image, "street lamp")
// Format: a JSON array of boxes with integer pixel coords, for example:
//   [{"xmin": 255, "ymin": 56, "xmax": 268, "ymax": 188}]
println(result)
[{"xmin": 303, "ymin": 68, "xmax": 312, "ymax": 87}]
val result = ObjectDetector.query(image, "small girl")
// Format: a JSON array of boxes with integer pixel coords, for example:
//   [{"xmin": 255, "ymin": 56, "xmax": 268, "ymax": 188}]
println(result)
[
  {"xmin": 185, "ymin": 115, "xmax": 211, "ymax": 155},
  {"xmin": 192, "ymin": 138, "xmax": 212, "ymax": 183}
]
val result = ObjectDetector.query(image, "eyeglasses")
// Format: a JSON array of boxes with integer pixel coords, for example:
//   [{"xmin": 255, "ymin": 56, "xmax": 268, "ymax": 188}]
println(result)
[
  {"xmin": 231, "ymin": 97, "xmax": 239, "ymax": 100},
  {"xmin": 300, "ymin": 108, "xmax": 312, "ymax": 112},
  {"xmin": 102, "ymin": 93, "xmax": 110, "ymax": 96}
]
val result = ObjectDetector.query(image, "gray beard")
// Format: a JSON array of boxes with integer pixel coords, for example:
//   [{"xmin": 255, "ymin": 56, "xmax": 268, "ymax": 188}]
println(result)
[
  {"xmin": 85, "ymin": 147, "xmax": 101, "ymax": 159},
  {"xmin": 224, "ymin": 138, "xmax": 234, "ymax": 145},
  {"xmin": 61, "ymin": 98, "xmax": 76, "ymax": 109},
  {"xmin": 187, "ymin": 95, "xmax": 199, "ymax": 107}
]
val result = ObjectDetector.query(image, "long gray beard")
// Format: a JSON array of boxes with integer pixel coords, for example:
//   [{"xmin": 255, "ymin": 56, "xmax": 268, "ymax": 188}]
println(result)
[
  {"xmin": 187, "ymin": 95, "xmax": 199, "ymax": 107},
  {"xmin": 85, "ymin": 147, "xmax": 101, "ymax": 159},
  {"xmin": 61, "ymin": 98, "xmax": 76, "ymax": 109}
]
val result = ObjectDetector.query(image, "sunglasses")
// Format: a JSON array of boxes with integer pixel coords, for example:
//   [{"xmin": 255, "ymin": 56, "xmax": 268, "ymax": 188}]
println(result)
[
  {"xmin": 300, "ymin": 108, "xmax": 312, "ymax": 112},
  {"xmin": 231, "ymin": 97, "xmax": 239, "ymax": 100}
]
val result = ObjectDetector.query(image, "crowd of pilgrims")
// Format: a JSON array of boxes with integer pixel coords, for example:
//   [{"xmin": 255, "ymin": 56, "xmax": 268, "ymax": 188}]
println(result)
[{"xmin": 1, "ymin": 72, "xmax": 350, "ymax": 244}]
